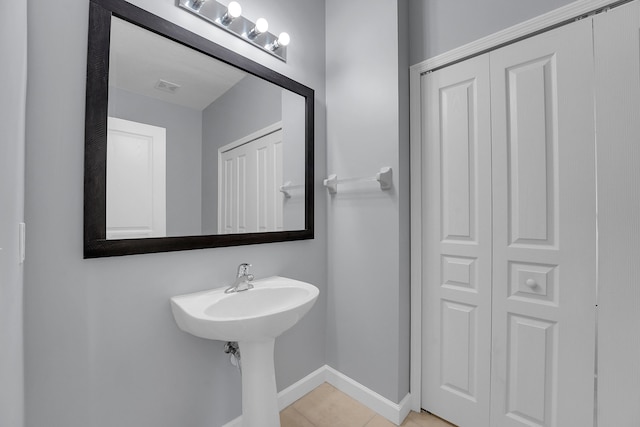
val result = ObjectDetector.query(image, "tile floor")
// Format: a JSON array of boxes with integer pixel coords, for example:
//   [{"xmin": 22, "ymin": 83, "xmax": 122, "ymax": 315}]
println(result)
[{"xmin": 280, "ymin": 383, "xmax": 456, "ymax": 427}]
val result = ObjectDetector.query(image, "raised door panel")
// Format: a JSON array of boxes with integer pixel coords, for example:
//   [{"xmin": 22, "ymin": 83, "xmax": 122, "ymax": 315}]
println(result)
[
  {"xmin": 505, "ymin": 56, "xmax": 557, "ymax": 247},
  {"xmin": 440, "ymin": 81, "xmax": 475, "ymax": 243},
  {"xmin": 440, "ymin": 301, "xmax": 478, "ymax": 399},
  {"xmin": 220, "ymin": 157, "xmax": 234, "ymax": 233},
  {"xmin": 254, "ymin": 130, "xmax": 283, "ymax": 232},
  {"xmin": 219, "ymin": 151, "xmax": 249, "ymax": 234},
  {"xmin": 505, "ymin": 314, "xmax": 556, "ymax": 426},
  {"xmin": 256, "ymin": 145, "xmax": 270, "ymax": 232},
  {"xmin": 421, "ymin": 54, "xmax": 492, "ymax": 427},
  {"xmin": 490, "ymin": 18, "xmax": 596, "ymax": 427},
  {"xmin": 593, "ymin": 2, "xmax": 640, "ymax": 425},
  {"xmin": 236, "ymin": 154, "xmax": 248, "ymax": 233}
]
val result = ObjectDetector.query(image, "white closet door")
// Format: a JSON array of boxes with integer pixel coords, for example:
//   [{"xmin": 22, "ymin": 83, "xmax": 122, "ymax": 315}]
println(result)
[
  {"xmin": 593, "ymin": 2, "xmax": 640, "ymax": 425},
  {"xmin": 218, "ymin": 129, "xmax": 284, "ymax": 234},
  {"xmin": 106, "ymin": 117, "xmax": 166, "ymax": 239},
  {"xmin": 489, "ymin": 18, "xmax": 596, "ymax": 427},
  {"xmin": 421, "ymin": 54, "xmax": 493, "ymax": 427}
]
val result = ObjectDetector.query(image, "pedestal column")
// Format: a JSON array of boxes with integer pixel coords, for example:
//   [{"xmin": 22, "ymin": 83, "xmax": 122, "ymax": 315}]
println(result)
[{"xmin": 237, "ymin": 339, "xmax": 280, "ymax": 427}]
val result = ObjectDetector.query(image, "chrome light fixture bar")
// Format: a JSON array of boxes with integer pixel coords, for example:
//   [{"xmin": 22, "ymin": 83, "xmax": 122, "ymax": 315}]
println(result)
[{"xmin": 178, "ymin": 0, "xmax": 289, "ymax": 62}]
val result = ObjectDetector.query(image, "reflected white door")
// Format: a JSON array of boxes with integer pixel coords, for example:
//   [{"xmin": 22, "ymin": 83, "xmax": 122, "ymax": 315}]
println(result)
[
  {"xmin": 421, "ymin": 17, "xmax": 597, "ymax": 427},
  {"xmin": 421, "ymin": 54, "xmax": 493, "ymax": 427},
  {"xmin": 218, "ymin": 127, "xmax": 284, "ymax": 234},
  {"xmin": 106, "ymin": 117, "xmax": 166, "ymax": 239},
  {"xmin": 489, "ymin": 18, "xmax": 596, "ymax": 427}
]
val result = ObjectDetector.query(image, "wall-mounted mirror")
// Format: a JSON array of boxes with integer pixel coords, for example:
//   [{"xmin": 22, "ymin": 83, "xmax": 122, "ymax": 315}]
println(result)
[{"xmin": 84, "ymin": 0, "xmax": 314, "ymax": 258}]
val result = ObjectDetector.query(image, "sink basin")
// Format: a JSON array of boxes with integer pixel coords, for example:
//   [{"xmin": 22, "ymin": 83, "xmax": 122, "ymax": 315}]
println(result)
[
  {"xmin": 170, "ymin": 276, "xmax": 319, "ymax": 342},
  {"xmin": 170, "ymin": 275, "xmax": 319, "ymax": 427}
]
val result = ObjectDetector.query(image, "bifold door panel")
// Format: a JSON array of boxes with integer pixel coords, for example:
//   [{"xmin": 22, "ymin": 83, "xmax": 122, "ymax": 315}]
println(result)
[
  {"xmin": 490, "ymin": 18, "xmax": 596, "ymax": 427},
  {"xmin": 421, "ymin": 54, "xmax": 493, "ymax": 427}
]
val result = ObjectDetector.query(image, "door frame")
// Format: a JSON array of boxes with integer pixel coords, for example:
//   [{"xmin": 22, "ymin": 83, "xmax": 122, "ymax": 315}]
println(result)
[
  {"xmin": 409, "ymin": 0, "xmax": 621, "ymax": 412},
  {"xmin": 217, "ymin": 121, "xmax": 283, "ymax": 155}
]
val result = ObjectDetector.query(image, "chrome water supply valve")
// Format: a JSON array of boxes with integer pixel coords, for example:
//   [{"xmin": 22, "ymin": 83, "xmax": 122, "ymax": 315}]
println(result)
[{"xmin": 224, "ymin": 341, "xmax": 242, "ymax": 372}]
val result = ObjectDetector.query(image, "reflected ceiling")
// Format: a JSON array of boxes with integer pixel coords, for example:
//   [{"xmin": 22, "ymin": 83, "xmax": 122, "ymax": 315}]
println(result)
[{"xmin": 109, "ymin": 17, "xmax": 247, "ymax": 110}]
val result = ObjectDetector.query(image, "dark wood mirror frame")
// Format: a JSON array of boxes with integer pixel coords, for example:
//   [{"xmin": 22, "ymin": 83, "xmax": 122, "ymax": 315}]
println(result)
[{"xmin": 84, "ymin": 0, "xmax": 314, "ymax": 258}]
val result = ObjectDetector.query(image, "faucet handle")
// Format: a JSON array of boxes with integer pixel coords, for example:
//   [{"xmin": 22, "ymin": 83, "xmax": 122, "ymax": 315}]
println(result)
[{"xmin": 237, "ymin": 263, "xmax": 252, "ymax": 276}]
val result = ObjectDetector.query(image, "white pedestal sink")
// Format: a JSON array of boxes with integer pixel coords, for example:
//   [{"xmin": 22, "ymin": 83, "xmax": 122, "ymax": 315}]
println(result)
[{"xmin": 170, "ymin": 276, "xmax": 319, "ymax": 427}]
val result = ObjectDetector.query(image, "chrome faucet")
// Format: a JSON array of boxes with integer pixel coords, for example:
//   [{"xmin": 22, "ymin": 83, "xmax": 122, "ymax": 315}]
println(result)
[{"xmin": 225, "ymin": 263, "xmax": 255, "ymax": 293}]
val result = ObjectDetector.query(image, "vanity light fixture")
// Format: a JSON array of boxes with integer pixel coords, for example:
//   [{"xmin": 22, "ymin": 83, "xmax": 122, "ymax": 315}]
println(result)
[
  {"xmin": 178, "ymin": 0, "xmax": 289, "ymax": 61},
  {"xmin": 219, "ymin": 1, "xmax": 241, "ymax": 26}
]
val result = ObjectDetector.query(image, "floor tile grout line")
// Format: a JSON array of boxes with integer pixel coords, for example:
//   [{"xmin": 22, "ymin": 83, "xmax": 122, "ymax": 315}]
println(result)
[
  {"xmin": 292, "ymin": 405, "xmax": 317, "ymax": 427},
  {"xmin": 361, "ymin": 411, "xmax": 378, "ymax": 427}
]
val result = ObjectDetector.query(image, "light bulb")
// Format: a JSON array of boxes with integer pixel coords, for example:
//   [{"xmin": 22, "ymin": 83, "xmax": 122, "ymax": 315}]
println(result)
[
  {"xmin": 269, "ymin": 32, "xmax": 290, "ymax": 51},
  {"xmin": 220, "ymin": 1, "xmax": 242, "ymax": 25},
  {"xmin": 227, "ymin": 1, "xmax": 242, "ymax": 18},
  {"xmin": 248, "ymin": 18, "xmax": 268, "ymax": 39},
  {"xmin": 277, "ymin": 32, "xmax": 290, "ymax": 47},
  {"xmin": 255, "ymin": 18, "xmax": 269, "ymax": 34}
]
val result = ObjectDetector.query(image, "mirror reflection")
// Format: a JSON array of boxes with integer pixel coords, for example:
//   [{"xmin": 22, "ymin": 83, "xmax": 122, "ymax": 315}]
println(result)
[{"xmin": 106, "ymin": 17, "xmax": 306, "ymax": 239}]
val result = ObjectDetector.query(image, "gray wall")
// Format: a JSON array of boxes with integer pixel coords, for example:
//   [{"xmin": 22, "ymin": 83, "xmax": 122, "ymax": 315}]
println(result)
[
  {"xmin": 325, "ymin": 0, "xmax": 410, "ymax": 403},
  {"xmin": 201, "ymin": 75, "xmax": 282, "ymax": 234},
  {"xmin": 281, "ymin": 90, "xmax": 306, "ymax": 230},
  {"xmin": 322, "ymin": 0, "xmax": 575, "ymax": 408},
  {"xmin": 0, "ymin": 1, "xmax": 26, "ymax": 426},
  {"xmin": 24, "ymin": 1, "xmax": 326, "ymax": 427},
  {"xmin": 109, "ymin": 87, "xmax": 203, "ymax": 236},
  {"xmin": 408, "ymin": 0, "xmax": 575, "ymax": 64}
]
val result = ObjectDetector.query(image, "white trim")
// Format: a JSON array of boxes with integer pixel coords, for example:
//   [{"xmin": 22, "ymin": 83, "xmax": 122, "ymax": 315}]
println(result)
[
  {"xmin": 277, "ymin": 365, "xmax": 327, "ymax": 410},
  {"xmin": 408, "ymin": 0, "xmax": 622, "ymax": 414},
  {"xmin": 222, "ymin": 365, "xmax": 412, "ymax": 427},
  {"xmin": 324, "ymin": 366, "xmax": 412, "ymax": 426},
  {"xmin": 409, "ymin": 57, "xmax": 423, "ymax": 413},
  {"xmin": 410, "ymin": 0, "xmax": 620, "ymax": 74},
  {"xmin": 218, "ymin": 121, "xmax": 283, "ymax": 153}
]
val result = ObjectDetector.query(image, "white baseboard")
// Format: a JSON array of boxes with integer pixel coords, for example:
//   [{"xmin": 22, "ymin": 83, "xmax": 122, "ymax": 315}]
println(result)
[
  {"xmin": 222, "ymin": 365, "xmax": 412, "ymax": 427},
  {"xmin": 277, "ymin": 365, "xmax": 328, "ymax": 409},
  {"xmin": 323, "ymin": 365, "xmax": 412, "ymax": 425}
]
